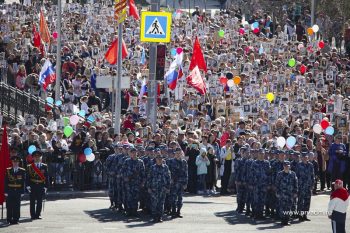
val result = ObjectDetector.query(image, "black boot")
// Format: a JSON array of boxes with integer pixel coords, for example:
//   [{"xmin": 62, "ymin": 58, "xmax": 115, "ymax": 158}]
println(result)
[
  {"xmin": 303, "ymin": 215, "xmax": 311, "ymax": 221},
  {"xmin": 171, "ymin": 207, "xmax": 177, "ymax": 218}
]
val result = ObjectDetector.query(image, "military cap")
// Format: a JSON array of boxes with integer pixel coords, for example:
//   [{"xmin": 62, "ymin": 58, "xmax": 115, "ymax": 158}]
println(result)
[
  {"xmin": 175, "ymin": 148, "xmax": 182, "ymax": 152},
  {"xmin": 283, "ymin": 160, "xmax": 291, "ymax": 166},
  {"xmin": 155, "ymin": 154, "xmax": 163, "ymax": 159},
  {"xmin": 32, "ymin": 151, "xmax": 43, "ymax": 157},
  {"xmin": 123, "ymin": 144, "xmax": 130, "ymax": 148},
  {"xmin": 301, "ymin": 151, "xmax": 309, "ymax": 157},
  {"xmin": 146, "ymin": 147, "xmax": 154, "ymax": 151},
  {"xmin": 10, "ymin": 155, "xmax": 21, "ymax": 162},
  {"xmin": 154, "ymin": 148, "xmax": 160, "ymax": 152},
  {"xmin": 130, "ymin": 147, "xmax": 137, "ymax": 152}
]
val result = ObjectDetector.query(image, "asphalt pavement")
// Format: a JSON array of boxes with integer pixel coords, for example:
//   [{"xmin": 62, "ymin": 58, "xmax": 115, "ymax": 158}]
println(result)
[{"xmin": 0, "ymin": 191, "xmax": 347, "ymax": 233}]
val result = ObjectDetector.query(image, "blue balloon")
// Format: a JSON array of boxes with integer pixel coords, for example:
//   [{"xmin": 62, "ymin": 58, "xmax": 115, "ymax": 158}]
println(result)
[
  {"xmin": 84, "ymin": 148, "xmax": 92, "ymax": 156},
  {"xmin": 87, "ymin": 115, "xmax": 95, "ymax": 123},
  {"xmin": 46, "ymin": 97, "xmax": 54, "ymax": 104},
  {"xmin": 252, "ymin": 22, "xmax": 259, "ymax": 29},
  {"xmin": 55, "ymin": 100, "xmax": 62, "ymax": 106},
  {"xmin": 79, "ymin": 110, "xmax": 86, "ymax": 117},
  {"xmin": 286, "ymin": 136, "xmax": 296, "ymax": 148},
  {"xmin": 325, "ymin": 126, "xmax": 334, "ymax": 135},
  {"xmin": 171, "ymin": 48, "xmax": 176, "ymax": 56},
  {"xmin": 28, "ymin": 145, "xmax": 37, "ymax": 155}
]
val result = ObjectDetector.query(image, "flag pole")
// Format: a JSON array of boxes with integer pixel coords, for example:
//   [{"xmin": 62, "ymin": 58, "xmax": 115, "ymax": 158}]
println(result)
[
  {"xmin": 1, "ymin": 204, "xmax": 3, "ymax": 220},
  {"xmin": 55, "ymin": 0, "xmax": 62, "ymax": 101},
  {"xmin": 114, "ymin": 23, "xmax": 123, "ymax": 135}
]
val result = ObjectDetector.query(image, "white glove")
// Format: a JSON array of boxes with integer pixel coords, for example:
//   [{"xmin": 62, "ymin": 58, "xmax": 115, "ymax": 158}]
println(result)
[
  {"xmin": 4, "ymin": 193, "xmax": 8, "ymax": 197},
  {"xmin": 26, "ymin": 186, "xmax": 31, "ymax": 193},
  {"xmin": 44, "ymin": 188, "xmax": 47, "ymax": 193},
  {"xmin": 21, "ymin": 194, "xmax": 24, "ymax": 197}
]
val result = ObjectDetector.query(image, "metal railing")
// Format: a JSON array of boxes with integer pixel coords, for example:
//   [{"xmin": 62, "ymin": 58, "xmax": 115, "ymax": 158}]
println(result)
[{"xmin": 0, "ymin": 82, "xmax": 47, "ymax": 124}]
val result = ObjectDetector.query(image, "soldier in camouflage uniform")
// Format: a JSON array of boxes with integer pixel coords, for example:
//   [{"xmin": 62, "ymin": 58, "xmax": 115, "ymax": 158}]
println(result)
[
  {"xmin": 251, "ymin": 148, "xmax": 271, "ymax": 219},
  {"xmin": 147, "ymin": 152, "xmax": 171, "ymax": 223},
  {"xmin": 243, "ymin": 148, "xmax": 254, "ymax": 216},
  {"xmin": 116, "ymin": 145, "xmax": 129, "ymax": 212},
  {"xmin": 121, "ymin": 147, "xmax": 146, "ymax": 217},
  {"xmin": 168, "ymin": 147, "xmax": 188, "ymax": 218},
  {"xmin": 295, "ymin": 151, "xmax": 314, "ymax": 221},
  {"xmin": 275, "ymin": 161, "xmax": 298, "ymax": 226},
  {"xmin": 234, "ymin": 146, "xmax": 248, "ymax": 213},
  {"xmin": 105, "ymin": 146, "xmax": 118, "ymax": 209},
  {"xmin": 271, "ymin": 150, "xmax": 285, "ymax": 219},
  {"xmin": 139, "ymin": 146, "xmax": 153, "ymax": 214}
]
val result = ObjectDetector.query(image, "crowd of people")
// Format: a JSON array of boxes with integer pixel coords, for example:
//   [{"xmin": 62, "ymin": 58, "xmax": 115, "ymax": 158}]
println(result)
[{"xmin": 0, "ymin": 0, "xmax": 350, "ymax": 227}]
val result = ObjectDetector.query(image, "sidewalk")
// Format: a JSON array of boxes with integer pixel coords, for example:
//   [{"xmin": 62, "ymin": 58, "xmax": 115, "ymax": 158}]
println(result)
[{"xmin": 22, "ymin": 190, "xmax": 108, "ymax": 201}]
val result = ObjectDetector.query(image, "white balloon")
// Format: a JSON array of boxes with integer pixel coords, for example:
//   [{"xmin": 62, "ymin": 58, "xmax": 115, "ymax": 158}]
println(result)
[
  {"xmin": 312, "ymin": 24, "xmax": 319, "ymax": 33},
  {"xmin": 313, "ymin": 124, "xmax": 322, "ymax": 134},
  {"xmin": 86, "ymin": 153, "xmax": 95, "ymax": 162},
  {"xmin": 227, "ymin": 79, "xmax": 234, "ymax": 87},
  {"xmin": 276, "ymin": 137, "xmax": 286, "ymax": 148}
]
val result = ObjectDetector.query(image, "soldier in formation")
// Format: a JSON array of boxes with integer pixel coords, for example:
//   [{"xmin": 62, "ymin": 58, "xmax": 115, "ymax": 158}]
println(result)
[{"xmin": 105, "ymin": 144, "xmax": 188, "ymax": 222}]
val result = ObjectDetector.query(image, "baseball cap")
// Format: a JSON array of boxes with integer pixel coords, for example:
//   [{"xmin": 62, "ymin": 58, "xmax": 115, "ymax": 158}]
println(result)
[{"xmin": 332, "ymin": 179, "xmax": 343, "ymax": 186}]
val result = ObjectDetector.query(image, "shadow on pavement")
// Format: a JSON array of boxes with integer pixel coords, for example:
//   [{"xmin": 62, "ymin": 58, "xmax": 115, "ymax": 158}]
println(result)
[{"xmin": 84, "ymin": 209, "xmax": 128, "ymax": 222}]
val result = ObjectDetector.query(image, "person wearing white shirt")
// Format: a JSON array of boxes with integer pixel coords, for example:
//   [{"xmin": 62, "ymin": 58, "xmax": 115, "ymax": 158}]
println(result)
[{"xmin": 328, "ymin": 179, "xmax": 349, "ymax": 233}]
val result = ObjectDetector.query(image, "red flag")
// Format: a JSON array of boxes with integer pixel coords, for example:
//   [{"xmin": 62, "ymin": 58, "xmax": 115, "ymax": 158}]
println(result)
[
  {"xmin": 0, "ymin": 125, "xmax": 11, "ymax": 205},
  {"xmin": 220, "ymin": 132, "xmax": 230, "ymax": 147},
  {"xmin": 128, "ymin": 0, "xmax": 140, "ymax": 20},
  {"xmin": 189, "ymin": 37, "xmax": 207, "ymax": 72},
  {"xmin": 40, "ymin": 10, "xmax": 51, "ymax": 44},
  {"xmin": 104, "ymin": 38, "xmax": 128, "ymax": 65},
  {"xmin": 186, "ymin": 66, "xmax": 206, "ymax": 95}
]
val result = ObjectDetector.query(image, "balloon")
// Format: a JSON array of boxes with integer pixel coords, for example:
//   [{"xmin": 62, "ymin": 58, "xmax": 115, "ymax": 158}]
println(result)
[
  {"xmin": 170, "ymin": 48, "xmax": 176, "ymax": 56},
  {"xmin": 79, "ymin": 110, "xmax": 86, "ymax": 117},
  {"xmin": 253, "ymin": 28, "xmax": 260, "ymax": 34},
  {"xmin": 318, "ymin": 40, "xmax": 325, "ymax": 49},
  {"xmin": 46, "ymin": 97, "xmax": 54, "ymax": 104},
  {"xmin": 276, "ymin": 137, "xmax": 286, "ymax": 148},
  {"xmin": 320, "ymin": 120, "xmax": 330, "ymax": 130},
  {"xmin": 297, "ymin": 43, "xmax": 304, "ymax": 50},
  {"xmin": 226, "ymin": 72, "xmax": 233, "ymax": 79},
  {"xmin": 312, "ymin": 25, "xmax": 319, "ymax": 33},
  {"xmin": 259, "ymin": 45, "xmax": 264, "ymax": 55},
  {"xmin": 78, "ymin": 153, "xmax": 86, "ymax": 163},
  {"xmin": 86, "ymin": 153, "xmax": 95, "ymax": 162},
  {"xmin": 300, "ymin": 64, "xmax": 307, "ymax": 74},
  {"xmin": 239, "ymin": 28, "xmax": 245, "ymax": 35},
  {"xmin": 266, "ymin": 92, "xmax": 275, "ymax": 102},
  {"xmin": 307, "ymin": 27, "xmax": 314, "ymax": 35},
  {"xmin": 55, "ymin": 100, "xmax": 62, "ymax": 106},
  {"xmin": 87, "ymin": 115, "xmax": 95, "ymax": 123},
  {"xmin": 28, "ymin": 145, "xmax": 36, "ymax": 154},
  {"xmin": 64, "ymin": 126, "xmax": 74, "ymax": 137},
  {"xmin": 233, "ymin": 76, "xmax": 241, "ymax": 85},
  {"xmin": 63, "ymin": 117, "xmax": 70, "ymax": 126},
  {"xmin": 227, "ymin": 79, "xmax": 234, "ymax": 87},
  {"xmin": 219, "ymin": 76, "xmax": 228, "ymax": 85},
  {"xmin": 52, "ymin": 32, "xmax": 58, "ymax": 39},
  {"xmin": 251, "ymin": 22, "xmax": 259, "ymax": 30},
  {"xmin": 176, "ymin": 47, "xmax": 183, "ymax": 54},
  {"xmin": 288, "ymin": 58, "xmax": 296, "ymax": 67},
  {"xmin": 313, "ymin": 124, "xmax": 322, "ymax": 134},
  {"xmin": 325, "ymin": 126, "xmax": 334, "ymax": 135},
  {"xmin": 84, "ymin": 148, "xmax": 92, "ymax": 156},
  {"xmin": 70, "ymin": 115, "xmax": 79, "ymax": 125},
  {"xmin": 218, "ymin": 29, "xmax": 225, "ymax": 38},
  {"xmin": 286, "ymin": 136, "xmax": 296, "ymax": 149}
]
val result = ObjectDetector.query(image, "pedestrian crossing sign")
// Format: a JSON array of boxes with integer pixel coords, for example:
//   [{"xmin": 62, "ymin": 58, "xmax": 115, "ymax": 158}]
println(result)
[{"xmin": 140, "ymin": 11, "xmax": 172, "ymax": 43}]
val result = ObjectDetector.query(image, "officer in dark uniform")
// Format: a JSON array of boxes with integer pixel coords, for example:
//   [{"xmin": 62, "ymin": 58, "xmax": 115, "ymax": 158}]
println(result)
[
  {"xmin": 4, "ymin": 155, "xmax": 26, "ymax": 224},
  {"xmin": 26, "ymin": 151, "xmax": 48, "ymax": 220}
]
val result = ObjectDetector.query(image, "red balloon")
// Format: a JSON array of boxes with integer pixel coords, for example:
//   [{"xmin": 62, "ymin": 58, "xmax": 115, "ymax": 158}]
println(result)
[
  {"xmin": 320, "ymin": 120, "xmax": 330, "ymax": 130},
  {"xmin": 300, "ymin": 64, "xmax": 307, "ymax": 74},
  {"xmin": 253, "ymin": 28, "xmax": 260, "ymax": 34},
  {"xmin": 78, "ymin": 153, "xmax": 86, "ymax": 163},
  {"xmin": 219, "ymin": 76, "xmax": 228, "ymax": 85},
  {"xmin": 319, "ymin": 41, "xmax": 325, "ymax": 49}
]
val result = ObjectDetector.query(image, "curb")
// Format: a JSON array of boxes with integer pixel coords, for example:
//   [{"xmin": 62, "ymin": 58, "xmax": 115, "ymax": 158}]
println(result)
[{"xmin": 21, "ymin": 190, "xmax": 108, "ymax": 200}]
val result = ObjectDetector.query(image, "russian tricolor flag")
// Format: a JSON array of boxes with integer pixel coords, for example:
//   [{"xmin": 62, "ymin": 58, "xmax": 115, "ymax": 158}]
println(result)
[
  {"xmin": 138, "ymin": 78, "xmax": 147, "ymax": 99},
  {"xmin": 39, "ymin": 59, "xmax": 56, "ymax": 91},
  {"xmin": 165, "ymin": 51, "xmax": 183, "ymax": 90}
]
